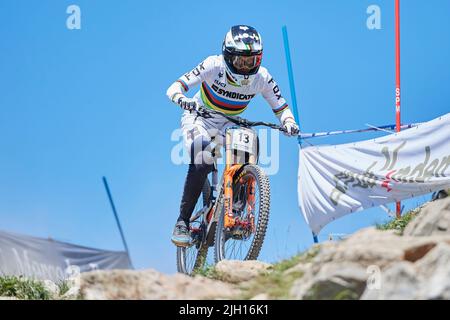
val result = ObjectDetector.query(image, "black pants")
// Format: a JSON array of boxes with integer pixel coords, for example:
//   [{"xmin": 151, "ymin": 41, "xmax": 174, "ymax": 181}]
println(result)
[{"xmin": 178, "ymin": 137, "xmax": 214, "ymax": 224}]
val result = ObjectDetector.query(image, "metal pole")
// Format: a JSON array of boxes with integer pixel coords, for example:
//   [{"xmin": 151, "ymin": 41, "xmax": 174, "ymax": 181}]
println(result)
[
  {"xmin": 282, "ymin": 26, "xmax": 301, "ymax": 125},
  {"xmin": 312, "ymin": 233, "xmax": 319, "ymax": 244},
  {"xmin": 283, "ymin": 26, "xmax": 315, "ymax": 242},
  {"xmin": 102, "ymin": 176, "xmax": 132, "ymax": 264},
  {"xmin": 298, "ymin": 122, "xmax": 420, "ymax": 140},
  {"xmin": 395, "ymin": 0, "xmax": 402, "ymax": 218}
]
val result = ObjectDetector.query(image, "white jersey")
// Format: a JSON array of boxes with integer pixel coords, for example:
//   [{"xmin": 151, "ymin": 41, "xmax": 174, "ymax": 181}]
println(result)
[{"xmin": 167, "ymin": 55, "xmax": 295, "ymax": 125}]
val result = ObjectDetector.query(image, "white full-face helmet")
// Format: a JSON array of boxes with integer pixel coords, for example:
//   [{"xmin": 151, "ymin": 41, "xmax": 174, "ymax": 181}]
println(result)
[{"xmin": 222, "ymin": 25, "xmax": 263, "ymax": 86}]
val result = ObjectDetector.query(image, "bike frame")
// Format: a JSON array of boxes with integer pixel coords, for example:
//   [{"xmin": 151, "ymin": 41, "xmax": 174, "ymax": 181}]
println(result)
[
  {"xmin": 189, "ymin": 107, "xmax": 285, "ymax": 245},
  {"xmin": 223, "ymin": 127, "xmax": 258, "ymax": 229}
]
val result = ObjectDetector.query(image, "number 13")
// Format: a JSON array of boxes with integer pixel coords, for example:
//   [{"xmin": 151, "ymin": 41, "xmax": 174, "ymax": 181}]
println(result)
[{"xmin": 239, "ymin": 133, "xmax": 250, "ymax": 144}]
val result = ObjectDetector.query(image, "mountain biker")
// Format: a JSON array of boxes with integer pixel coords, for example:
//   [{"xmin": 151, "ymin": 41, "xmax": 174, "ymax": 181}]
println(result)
[{"xmin": 166, "ymin": 25, "xmax": 300, "ymax": 246}]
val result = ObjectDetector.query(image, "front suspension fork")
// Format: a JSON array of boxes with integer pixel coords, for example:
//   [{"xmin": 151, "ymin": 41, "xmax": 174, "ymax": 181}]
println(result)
[
  {"xmin": 223, "ymin": 165, "xmax": 241, "ymax": 228},
  {"xmin": 223, "ymin": 165, "xmax": 256, "ymax": 230}
]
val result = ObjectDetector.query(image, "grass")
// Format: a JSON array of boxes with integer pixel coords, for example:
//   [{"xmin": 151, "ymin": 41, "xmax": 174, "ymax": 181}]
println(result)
[
  {"xmin": 0, "ymin": 276, "xmax": 52, "ymax": 300},
  {"xmin": 376, "ymin": 205, "xmax": 424, "ymax": 234},
  {"xmin": 0, "ymin": 276, "xmax": 80, "ymax": 300},
  {"xmin": 304, "ymin": 284, "xmax": 361, "ymax": 300},
  {"xmin": 239, "ymin": 246, "xmax": 321, "ymax": 299},
  {"xmin": 376, "ymin": 192, "xmax": 449, "ymax": 234},
  {"xmin": 57, "ymin": 280, "xmax": 72, "ymax": 297},
  {"xmin": 193, "ymin": 263, "xmax": 222, "ymax": 280},
  {"xmin": 238, "ymin": 268, "xmax": 302, "ymax": 299}
]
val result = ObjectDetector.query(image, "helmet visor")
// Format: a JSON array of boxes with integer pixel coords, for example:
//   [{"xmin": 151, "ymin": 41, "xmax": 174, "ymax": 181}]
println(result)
[{"xmin": 231, "ymin": 54, "xmax": 262, "ymax": 75}]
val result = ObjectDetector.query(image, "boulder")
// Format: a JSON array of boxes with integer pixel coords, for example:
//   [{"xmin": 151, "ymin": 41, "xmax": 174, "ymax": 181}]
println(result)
[
  {"xmin": 360, "ymin": 262, "xmax": 420, "ymax": 300},
  {"xmin": 415, "ymin": 243, "xmax": 450, "ymax": 299},
  {"xmin": 311, "ymin": 227, "xmax": 450, "ymax": 268},
  {"xmin": 214, "ymin": 260, "xmax": 272, "ymax": 284},
  {"xmin": 288, "ymin": 224, "xmax": 450, "ymax": 299},
  {"xmin": 404, "ymin": 197, "xmax": 450, "ymax": 236},
  {"xmin": 250, "ymin": 293, "xmax": 270, "ymax": 300},
  {"xmin": 361, "ymin": 242, "xmax": 450, "ymax": 300},
  {"xmin": 290, "ymin": 262, "xmax": 368, "ymax": 300},
  {"xmin": 80, "ymin": 269, "xmax": 238, "ymax": 300},
  {"xmin": 67, "ymin": 199, "xmax": 450, "ymax": 300}
]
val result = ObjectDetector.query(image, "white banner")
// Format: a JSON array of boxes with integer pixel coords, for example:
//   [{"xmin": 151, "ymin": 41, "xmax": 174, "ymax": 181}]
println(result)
[
  {"xmin": 298, "ymin": 113, "xmax": 450, "ymax": 235},
  {"xmin": 0, "ymin": 229, "xmax": 132, "ymax": 281}
]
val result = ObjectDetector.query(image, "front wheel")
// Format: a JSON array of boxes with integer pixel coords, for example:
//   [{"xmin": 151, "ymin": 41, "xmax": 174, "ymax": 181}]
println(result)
[
  {"xmin": 176, "ymin": 179, "xmax": 211, "ymax": 275},
  {"xmin": 214, "ymin": 164, "xmax": 270, "ymax": 262}
]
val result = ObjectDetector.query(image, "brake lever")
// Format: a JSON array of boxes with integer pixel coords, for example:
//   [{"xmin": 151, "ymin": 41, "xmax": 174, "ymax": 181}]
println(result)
[
  {"xmin": 237, "ymin": 117, "xmax": 249, "ymax": 127},
  {"xmin": 280, "ymin": 127, "xmax": 301, "ymax": 137}
]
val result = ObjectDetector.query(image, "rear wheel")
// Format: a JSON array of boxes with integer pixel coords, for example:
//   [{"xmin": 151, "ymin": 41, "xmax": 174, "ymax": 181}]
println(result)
[
  {"xmin": 176, "ymin": 179, "xmax": 211, "ymax": 275},
  {"xmin": 214, "ymin": 164, "xmax": 270, "ymax": 262}
]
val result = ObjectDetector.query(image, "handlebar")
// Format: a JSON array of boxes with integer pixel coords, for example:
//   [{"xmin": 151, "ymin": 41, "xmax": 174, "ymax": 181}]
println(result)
[{"xmin": 194, "ymin": 106, "xmax": 295, "ymax": 135}]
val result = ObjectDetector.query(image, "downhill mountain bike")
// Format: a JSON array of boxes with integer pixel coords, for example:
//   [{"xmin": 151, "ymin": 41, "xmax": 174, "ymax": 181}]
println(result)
[{"xmin": 176, "ymin": 107, "xmax": 290, "ymax": 275}]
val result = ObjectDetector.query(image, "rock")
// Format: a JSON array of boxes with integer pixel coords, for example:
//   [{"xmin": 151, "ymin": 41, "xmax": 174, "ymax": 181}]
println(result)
[
  {"xmin": 287, "ymin": 225, "xmax": 450, "ymax": 300},
  {"xmin": 64, "ymin": 198, "xmax": 450, "ymax": 300},
  {"xmin": 290, "ymin": 262, "xmax": 368, "ymax": 300},
  {"xmin": 360, "ymin": 242, "xmax": 450, "ymax": 300},
  {"xmin": 214, "ymin": 260, "xmax": 272, "ymax": 284},
  {"xmin": 313, "ymin": 228, "xmax": 408, "ymax": 268},
  {"xmin": 401, "ymin": 235, "xmax": 450, "ymax": 262},
  {"xmin": 313, "ymin": 227, "xmax": 450, "ymax": 267},
  {"xmin": 404, "ymin": 197, "xmax": 450, "ymax": 236},
  {"xmin": 361, "ymin": 262, "xmax": 420, "ymax": 300},
  {"xmin": 250, "ymin": 293, "xmax": 270, "ymax": 300},
  {"xmin": 415, "ymin": 243, "xmax": 450, "ymax": 299},
  {"xmin": 80, "ymin": 269, "xmax": 238, "ymax": 300}
]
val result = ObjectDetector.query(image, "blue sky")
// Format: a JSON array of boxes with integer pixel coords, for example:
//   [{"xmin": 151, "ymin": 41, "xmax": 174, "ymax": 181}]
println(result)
[{"xmin": 0, "ymin": 0, "xmax": 449, "ymax": 273}]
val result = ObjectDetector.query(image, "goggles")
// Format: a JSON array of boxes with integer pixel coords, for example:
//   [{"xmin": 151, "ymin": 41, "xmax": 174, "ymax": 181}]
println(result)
[{"xmin": 231, "ymin": 54, "xmax": 262, "ymax": 74}]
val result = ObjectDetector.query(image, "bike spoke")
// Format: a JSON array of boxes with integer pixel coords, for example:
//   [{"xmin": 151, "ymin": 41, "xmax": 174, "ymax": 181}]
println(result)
[
  {"xmin": 183, "ymin": 247, "xmax": 195, "ymax": 272},
  {"xmin": 178, "ymin": 179, "xmax": 211, "ymax": 275}
]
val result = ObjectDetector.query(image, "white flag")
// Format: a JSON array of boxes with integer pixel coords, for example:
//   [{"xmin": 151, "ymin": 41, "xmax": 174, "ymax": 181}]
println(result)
[{"xmin": 298, "ymin": 113, "xmax": 450, "ymax": 235}]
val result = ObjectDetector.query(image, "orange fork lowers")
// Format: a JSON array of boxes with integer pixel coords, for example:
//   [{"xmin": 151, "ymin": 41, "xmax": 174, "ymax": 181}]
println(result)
[
  {"xmin": 223, "ymin": 130, "xmax": 246, "ymax": 228},
  {"xmin": 223, "ymin": 164, "xmax": 243, "ymax": 228}
]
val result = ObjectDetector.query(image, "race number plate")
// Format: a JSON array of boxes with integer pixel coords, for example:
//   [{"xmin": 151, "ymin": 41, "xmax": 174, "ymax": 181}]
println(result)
[{"xmin": 230, "ymin": 128, "xmax": 255, "ymax": 153}]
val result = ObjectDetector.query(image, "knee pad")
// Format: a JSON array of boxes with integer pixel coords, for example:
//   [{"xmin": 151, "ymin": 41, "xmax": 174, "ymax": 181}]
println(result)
[{"xmin": 190, "ymin": 136, "xmax": 215, "ymax": 166}]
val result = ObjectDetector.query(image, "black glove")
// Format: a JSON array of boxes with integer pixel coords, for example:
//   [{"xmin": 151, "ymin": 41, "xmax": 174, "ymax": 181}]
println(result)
[{"xmin": 177, "ymin": 97, "xmax": 198, "ymax": 112}]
